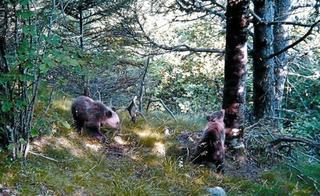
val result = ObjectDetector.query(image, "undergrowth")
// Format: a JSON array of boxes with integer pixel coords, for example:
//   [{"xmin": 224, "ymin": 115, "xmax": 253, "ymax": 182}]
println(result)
[{"xmin": 0, "ymin": 97, "xmax": 319, "ymax": 195}]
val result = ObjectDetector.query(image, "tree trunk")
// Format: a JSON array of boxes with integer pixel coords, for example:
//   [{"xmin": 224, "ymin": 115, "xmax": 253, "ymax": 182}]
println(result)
[
  {"xmin": 223, "ymin": 0, "xmax": 249, "ymax": 145},
  {"xmin": 138, "ymin": 57, "xmax": 150, "ymax": 112},
  {"xmin": 253, "ymin": 0, "xmax": 275, "ymax": 120},
  {"xmin": 79, "ymin": 6, "xmax": 90, "ymax": 97},
  {"xmin": 273, "ymin": 0, "xmax": 291, "ymax": 126},
  {"xmin": 0, "ymin": 1, "xmax": 11, "ymax": 146}
]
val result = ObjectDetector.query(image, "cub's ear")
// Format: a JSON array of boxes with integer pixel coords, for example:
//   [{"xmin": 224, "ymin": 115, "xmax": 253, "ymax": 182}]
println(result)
[
  {"xmin": 106, "ymin": 110, "xmax": 113, "ymax": 118},
  {"xmin": 221, "ymin": 109, "xmax": 225, "ymax": 115},
  {"xmin": 207, "ymin": 114, "xmax": 216, "ymax": 122},
  {"xmin": 111, "ymin": 107, "xmax": 117, "ymax": 112},
  {"xmin": 220, "ymin": 109, "xmax": 225, "ymax": 119}
]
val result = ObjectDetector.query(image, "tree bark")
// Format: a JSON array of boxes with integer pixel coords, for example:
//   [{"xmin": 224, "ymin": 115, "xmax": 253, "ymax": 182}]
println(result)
[
  {"xmin": 273, "ymin": 0, "xmax": 291, "ymax": 126},
  {"xmin": 138, "ymin": 57, "xmax": 150, "ymax": 112},
  {"xmin": 0, "ymin": 1, "xmax": 10, "ymax": 146},
  {"xmin": 253, "ymin": 0, "xmax": 275, "ymax": 120},
  {"xmin": 223, "ymin": 0, "xmax": 249, "ymax": 143},
  {"xmin": 79, "ymin": 6, "xmax": 90, "ymax": 97}
]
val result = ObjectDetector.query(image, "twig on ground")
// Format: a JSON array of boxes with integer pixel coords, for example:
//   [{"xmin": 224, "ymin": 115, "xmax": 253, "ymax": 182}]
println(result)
[
  {"xmin": 270, "ymin": 136, "xmax": 320, "ymax": 149},
  {"xmin": 29, "ymin": 151, "xmax": 59, "ymax": 162}
]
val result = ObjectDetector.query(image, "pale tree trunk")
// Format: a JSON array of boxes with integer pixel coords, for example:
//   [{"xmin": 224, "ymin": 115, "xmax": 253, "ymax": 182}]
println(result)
[
  {"xmin": 223, "ymin": 0, "xmax": 249, "ymax": 147},
  {"xmin": 253, "ymin": 0, "xmax": 276, "ymax": 120},
  {"xmin": 273, "ymin": 0, "xmax": 291, "ymax": 127}
]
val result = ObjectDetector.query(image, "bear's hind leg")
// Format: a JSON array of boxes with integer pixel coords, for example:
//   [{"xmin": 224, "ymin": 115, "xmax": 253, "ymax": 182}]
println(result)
[{"xmin": 75, "ymin": 120, "xmax": 84, "ymax": 134}]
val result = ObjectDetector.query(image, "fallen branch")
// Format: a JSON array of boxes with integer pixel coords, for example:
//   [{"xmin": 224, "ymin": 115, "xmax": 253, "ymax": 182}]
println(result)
[
  {"xmin": 29, "ymin": 151, "xmax": 59, "ymax": 162},
  {"xmin": 270, "ymin": 136, "xmax": 320, "ymax": 149}
]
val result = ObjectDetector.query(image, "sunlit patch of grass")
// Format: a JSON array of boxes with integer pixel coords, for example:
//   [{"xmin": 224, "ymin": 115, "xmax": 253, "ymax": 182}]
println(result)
[
  {"xmin": 52, "ymin": 98, "xmax": 72, "ymax": 112},
  {"xmin": 33, "ymin": 95, "xmax": 74, "ymax": 138},
  {"xmin": 134, "ymin": 128, "xmax": 163, "ymax": 147}
]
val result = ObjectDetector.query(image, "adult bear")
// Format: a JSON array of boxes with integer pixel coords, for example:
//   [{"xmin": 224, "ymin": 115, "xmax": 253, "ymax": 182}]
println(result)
[{"xmin": 71, "ymin": 96, "xmax": 120, "ymax": 138}]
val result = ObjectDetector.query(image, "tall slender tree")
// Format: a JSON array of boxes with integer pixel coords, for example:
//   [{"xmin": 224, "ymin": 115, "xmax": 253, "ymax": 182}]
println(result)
[
  {"xmin": 273, "ymin": 0, "xmax": 291, "ymax": 126},
  {"xmin": 223, "ymin": 0, "xmax": 249, "ymax": 145},
  {"xmin": 253, "ymin": 0, "xmax": 275, "ymax": 119},
  {"xmin": 0, "ymin": 1, "xmax": 10, "ymax": 145}
]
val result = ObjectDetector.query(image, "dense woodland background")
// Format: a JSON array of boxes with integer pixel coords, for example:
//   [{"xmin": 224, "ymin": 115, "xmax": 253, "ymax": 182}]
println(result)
[{"xmin": 0, "ymin": 0, "xmax": 320, "ymax": 195}]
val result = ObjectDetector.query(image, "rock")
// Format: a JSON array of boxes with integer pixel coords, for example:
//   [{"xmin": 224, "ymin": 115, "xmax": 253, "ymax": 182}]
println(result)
[{"xmin": 207, "ymin": 186, "xmax": 227, "ymax": 196}]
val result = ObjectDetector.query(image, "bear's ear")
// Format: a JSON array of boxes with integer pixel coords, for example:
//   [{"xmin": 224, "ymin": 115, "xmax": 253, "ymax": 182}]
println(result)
[
  {"xmin": 220, "ymin": 109, "xmax": 225, "ymax": 119},
  {"xmin": 106, "ymin": 110, "xmax": 113, "ymax": 118},
  {"xmin": 207, "ymin": 114, "xmax": 216, "ymax": 122},
  {"xmin": 111, "ymin": 107, "xmax": 117, "ymax": 112}
]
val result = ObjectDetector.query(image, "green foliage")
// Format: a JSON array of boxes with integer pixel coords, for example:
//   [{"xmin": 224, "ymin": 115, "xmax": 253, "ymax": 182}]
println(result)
[
  {"xmin": 149, "ymin": 58, "xmax": 223, "ymax": 113},
  {"xmin": 32, "ymin": 88, "xmax": 73, "ymax": 137},
  {"xmin": 282, "ymin": 49, "xmax": 320, "ymax": 137}
]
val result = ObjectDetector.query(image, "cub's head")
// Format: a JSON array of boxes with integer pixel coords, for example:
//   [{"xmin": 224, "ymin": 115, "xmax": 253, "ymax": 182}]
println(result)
[
  {"xmin": 101, "ymin": 106, "xmax": 120, "ymax": 130},
  {"xmin": 207, "ymin": 109, "xmax": 225, "ymax": 122}
]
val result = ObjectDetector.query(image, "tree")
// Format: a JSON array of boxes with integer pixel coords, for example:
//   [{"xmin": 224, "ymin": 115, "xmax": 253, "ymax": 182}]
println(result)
[
  {"xmin": 0, "ymin": 1, "xmax": 63, "ymax": 159},
  {"xmin": 0, "ymin": 1, "xmax": 11, "ymax": 146},
  {"xmin": 60, "ymin": 0, "xmax": 135, "ymax": 98},
  {"xmin": 222, "ymin": 0, "xmax": 249, "ymax": 146},
  {"xmin": 273, "ymin": 0, "xmax": 291, "ymax": 126},
  {"xmin": 252, "ymin": 0, "xmax": 275, "ymax": 120}
]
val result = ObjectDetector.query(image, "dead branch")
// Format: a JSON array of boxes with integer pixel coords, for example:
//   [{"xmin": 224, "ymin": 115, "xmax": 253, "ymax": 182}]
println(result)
[
  {"xmin": 267, "ymin": 19, "xmax": 320, "ymax": 59},
  {"xmin": 127, "ymin": 96, "xmax": 138, "ymax": 123},
  {"xmin": 135, "ymin": 14, "xmax": 224, "ymax": 54},
  {"xmin": 146, "ymin": 98, "xmax": 176, "ymax": 121},
  {"xmin": 44, "ymin": 86, "xmax": 55, "ymax": 114},
  {"xmin": 29, "ymin": 151, "xmax": 59, "ymax": 162},
  {"xmin": 270, "ymin": 136, "xmax": 320, "ymax": 149}
]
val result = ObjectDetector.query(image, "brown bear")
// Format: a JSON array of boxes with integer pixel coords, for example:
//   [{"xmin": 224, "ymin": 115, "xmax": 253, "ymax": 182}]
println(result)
[
  {"xmin": 192, "ymin": 109, "xmax": 226, "ymax": 173},
  {"xmin": 71, "ymin": 96, "xmax": 120, "ymax": 138}
]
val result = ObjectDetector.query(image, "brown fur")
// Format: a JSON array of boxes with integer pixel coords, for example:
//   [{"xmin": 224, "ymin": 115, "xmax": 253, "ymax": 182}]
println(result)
[
  {"xmin": 192, "ymin": 109, "xmax": 226, "ymax": 173},
  {"xmin": 71, "ymin": 96, "xmax": 119, "ymax": 138}
]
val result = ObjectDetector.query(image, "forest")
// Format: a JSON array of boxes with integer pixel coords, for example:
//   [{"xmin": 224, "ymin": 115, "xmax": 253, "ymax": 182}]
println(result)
[{"xmin": 0, "ymin": 0, "xmax": 319, "ymax": 195}]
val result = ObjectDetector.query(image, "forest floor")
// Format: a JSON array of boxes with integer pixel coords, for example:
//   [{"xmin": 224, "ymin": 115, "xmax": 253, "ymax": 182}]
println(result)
[{"xmin": 0, "ymin": 98, "xmax": 319, "ymax": 195}]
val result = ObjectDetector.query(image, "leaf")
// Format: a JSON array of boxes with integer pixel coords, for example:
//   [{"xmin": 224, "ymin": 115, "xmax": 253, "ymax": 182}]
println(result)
[
  {"xmin": 17, "ymin": 10, "xmax": 34, "ymax": 19},
  {"xmin": 61, "ymin": 121, "xmax": 71, "ymax": 129},
  {"xmin": 19, "ymin": 0, "xmax": 29, "ymax": 6},
  {"xmin": 50, "ymin": 35, "xmax": 61, "ymax": 45},
  {"xmin": 15, "ymin": 99, "xmax": 27, "ymax": 110},
  {"xmin": 31, "ymin": 128, "xmax": 39, "ymax": 137},
  {"xmin": 22, "ymin": 25, "xmax": 37, "ymax": 36},
  {"xmin": 7, "ymin": 143, "xmax": 15, "ymax": 151},
  {"xmin": 68, "ymin": 58, "xmax": 79, "ymax": 66},
  {"xmin": 1, "ymin": 101, "xmax": 12, "ymax": 112},
  {"xmin": 39, "ymin": 63, "xmax": 50, "ymax": 74},
  {"xmin": 19, "ymin": 138, "xmax": 26, "ymax": 144}
]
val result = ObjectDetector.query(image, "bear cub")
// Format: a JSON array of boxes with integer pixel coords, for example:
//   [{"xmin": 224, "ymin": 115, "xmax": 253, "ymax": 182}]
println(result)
[
  {"xmin": 192, "ymin": 109, "xmax": 226, "ymax": 173},
  {"xmin": 71, "ymin": 96, "xmax": 120, "ymax": 139}
]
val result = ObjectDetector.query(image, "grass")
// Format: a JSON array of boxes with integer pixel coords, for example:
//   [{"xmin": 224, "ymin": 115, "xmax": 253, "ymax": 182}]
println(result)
[{"xmin": 1, "ymin": 97, "xmax": 319, "ymax": 195}]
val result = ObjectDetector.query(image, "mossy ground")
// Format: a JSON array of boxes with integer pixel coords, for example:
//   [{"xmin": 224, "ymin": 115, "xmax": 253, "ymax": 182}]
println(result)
[{"xmin": 0, "ymin": 97, "xmax": 319, "ymax": 195}]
